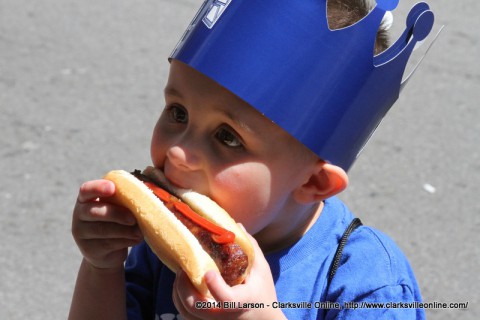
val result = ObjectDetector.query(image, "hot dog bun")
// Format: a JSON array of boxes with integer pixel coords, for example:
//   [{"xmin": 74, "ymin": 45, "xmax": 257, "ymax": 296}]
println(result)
[{"xmin": 103, "ymin": 167, "xmax": 254, "ymax": 296}]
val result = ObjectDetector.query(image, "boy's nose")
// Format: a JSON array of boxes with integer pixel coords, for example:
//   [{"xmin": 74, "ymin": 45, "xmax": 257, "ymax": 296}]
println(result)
[{"xmin": 166, "ymin": 142, "xmax": 202, "ymax": 171}]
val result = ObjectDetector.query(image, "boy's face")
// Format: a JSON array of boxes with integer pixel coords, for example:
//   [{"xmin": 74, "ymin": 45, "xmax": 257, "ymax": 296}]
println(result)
[{"xmin": 151, "ymin": 60, "xmax": 317, "ymax": 236}]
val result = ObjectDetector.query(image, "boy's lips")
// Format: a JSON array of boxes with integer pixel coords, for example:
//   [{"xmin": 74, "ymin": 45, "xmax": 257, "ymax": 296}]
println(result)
[
  {"xmin": 165, "ymin": 171, "xmax": 210, "ymax": 199},
  {"xmin": 162, "ymin": 164, "xmax": 206, "ymax": 194},
  {"xmin": 163, "ymin": 169, "xmax": 190, "ymax": 190},
  {"xmin": 168, "ymin": 178, "xmax": 186, "ymax": 190}
]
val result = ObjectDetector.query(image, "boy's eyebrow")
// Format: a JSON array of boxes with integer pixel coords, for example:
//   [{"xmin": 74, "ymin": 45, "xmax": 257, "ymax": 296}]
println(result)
[
  {"xmin": 164, "ymin": 86, "xmax": 254, "ymax": 134},
  {"xmin": 216, "ymin": 108, "xmax": 254, "ymax": 134},
  {"xmin": 164, "ymin": 86, "xmax": 182, "ymax": 98}
]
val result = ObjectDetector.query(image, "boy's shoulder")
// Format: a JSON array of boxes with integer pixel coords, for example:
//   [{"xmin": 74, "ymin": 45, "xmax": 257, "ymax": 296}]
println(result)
[
  {"xmin": 268, "ymin": 197, "xmax": 415, "ymax": 280},
  {"xmin": 267, "ymin": 197, "xmax": 425, "ymax": 319},
  {"xmin": 341, "ymin": 224, "xmax": 415, "ymax": 284},
  {"xmin": 325, "ymin": 198, "xmax": 424, "ymax": 308},
  {"xmin": 326, "ymin": 222, "xmax": 425, "ymax": 319},
  {"xmin": 324, "ymin": 197, "xmax": 419, "ymax": 288}
]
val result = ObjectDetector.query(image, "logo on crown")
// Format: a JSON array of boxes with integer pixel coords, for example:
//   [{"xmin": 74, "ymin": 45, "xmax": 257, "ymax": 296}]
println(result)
[
  {"xmin": 171, "ymin": 0, "xmax": 437, "ymax": 170},
  {"xmin": 202, "ymin": 0, "xmax": 232, "ymax": 28}
]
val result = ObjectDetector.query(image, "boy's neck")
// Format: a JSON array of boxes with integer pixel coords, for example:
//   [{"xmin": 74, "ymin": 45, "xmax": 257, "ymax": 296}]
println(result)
[{"xmin": 256, "ymin": 201, "xmax": 324, "ymax": 255}]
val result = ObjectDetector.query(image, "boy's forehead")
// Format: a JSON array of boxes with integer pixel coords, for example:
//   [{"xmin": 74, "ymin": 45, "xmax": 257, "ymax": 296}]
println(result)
[
  {"xmin": 164, "ymin": 59, "xmax": 318, "ymax": 158},
  {"xmin": 166, "ymin": 60, "xmax": 270, "ymax": 133},
  {"xmin": 166, "ymin": 60, "xmax": 314, "ymax": 155}
]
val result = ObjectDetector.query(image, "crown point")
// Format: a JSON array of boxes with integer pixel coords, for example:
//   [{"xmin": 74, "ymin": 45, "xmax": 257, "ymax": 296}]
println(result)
[
  {"xmin": 376, "ymin": 0, "xmax": 399, "ymax": 12},
  {"xmin": 407, "ymin": 2, "xmax": 430, "ymax": 26},
  {"xmin": 412, "ymin": 10, "xmax": 434, "ymax": 41}
]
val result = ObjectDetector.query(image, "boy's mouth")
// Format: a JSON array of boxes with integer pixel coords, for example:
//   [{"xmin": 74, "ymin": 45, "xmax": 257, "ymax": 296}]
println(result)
[
  {"xmin": 167, "ymin": 177, "xmax": 185, "ymax": 190},
  {"xmin": 161, "ymin": 167, "xmax": 189, "ymax": 191}
]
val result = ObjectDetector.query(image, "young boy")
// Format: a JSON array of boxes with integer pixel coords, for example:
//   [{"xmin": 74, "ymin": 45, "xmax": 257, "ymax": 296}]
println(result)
[{"xmin": 69, "ymin": 0, "xmax": 436, "ymax": 319}]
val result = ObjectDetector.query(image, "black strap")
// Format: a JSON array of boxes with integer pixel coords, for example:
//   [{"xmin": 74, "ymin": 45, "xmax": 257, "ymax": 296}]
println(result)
[{"xmin": 326, "ymin": 218, "xmax": 363, "ymax": 290}]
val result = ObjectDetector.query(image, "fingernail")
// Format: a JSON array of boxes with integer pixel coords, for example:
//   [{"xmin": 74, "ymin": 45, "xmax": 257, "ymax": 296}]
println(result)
[
  {"xmin": 102, "ymin": 182, "xmax": 114, "ymax": 194},
  {"xmin": 204, "ymin": 270, "xmax": 217, "ymax": 282}
]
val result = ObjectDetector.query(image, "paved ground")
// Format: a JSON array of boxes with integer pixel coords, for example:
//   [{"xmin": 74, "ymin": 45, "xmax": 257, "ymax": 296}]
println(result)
[{"xmin": 1, "ymin": 0, "xmax": 478, "ymax": 319}]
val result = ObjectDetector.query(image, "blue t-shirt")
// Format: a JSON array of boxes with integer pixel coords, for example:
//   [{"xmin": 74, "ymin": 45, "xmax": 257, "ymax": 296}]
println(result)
[{"xmin": 125, "ymin": 197, "xmax": 425, "ymax": 319}]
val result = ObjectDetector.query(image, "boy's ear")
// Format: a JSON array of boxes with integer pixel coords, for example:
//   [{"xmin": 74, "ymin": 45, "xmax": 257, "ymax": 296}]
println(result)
[{"xmin": 294, "ymin": 161, "xmax": 348, "ymax": 204}]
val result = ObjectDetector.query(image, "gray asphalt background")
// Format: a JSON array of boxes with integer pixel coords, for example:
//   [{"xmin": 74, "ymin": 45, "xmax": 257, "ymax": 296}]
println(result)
[{"xmin": 1, "ymin": 0, "xmax": 478, "ymax": 319}]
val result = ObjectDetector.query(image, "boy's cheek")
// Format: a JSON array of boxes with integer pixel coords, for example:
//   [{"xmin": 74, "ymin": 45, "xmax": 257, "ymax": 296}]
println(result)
[
  {"xmin": 150, "ymin": 118, "xmax": 173, "ymax": 164},
  {"xmin": 212, "ymin": 166, "xmax": 274, "ymax": 226}
]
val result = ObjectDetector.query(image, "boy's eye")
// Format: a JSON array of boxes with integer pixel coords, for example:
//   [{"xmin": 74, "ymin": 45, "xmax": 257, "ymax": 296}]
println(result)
[
  {"xmin": 215, "ymin": 127, "xmax": 242, "ymax": 148},
  {"xmin": 169, "ymin": 105, "xmax": 188, "ymax": 123}
]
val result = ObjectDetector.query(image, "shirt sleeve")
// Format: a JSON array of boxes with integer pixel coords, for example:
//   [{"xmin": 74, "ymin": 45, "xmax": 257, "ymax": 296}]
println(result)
[
  {"xmin": 125, "ymin": 241, "xmax": 158, "ymax": 320},
  {"xmin": 324, "ymin": 226, "xmax": 426, "ymax": 320}
]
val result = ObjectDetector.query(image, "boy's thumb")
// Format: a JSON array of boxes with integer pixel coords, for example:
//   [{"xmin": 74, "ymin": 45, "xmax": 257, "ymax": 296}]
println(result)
[{"xmin": 204, "ymin": 270, "xmax": 232, "ymax": 303}]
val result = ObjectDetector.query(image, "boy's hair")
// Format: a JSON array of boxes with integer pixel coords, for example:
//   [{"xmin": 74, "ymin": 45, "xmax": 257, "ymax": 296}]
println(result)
[{"xmin": 327, "ymin": 0, "xmax": 389, "ymax": 54}]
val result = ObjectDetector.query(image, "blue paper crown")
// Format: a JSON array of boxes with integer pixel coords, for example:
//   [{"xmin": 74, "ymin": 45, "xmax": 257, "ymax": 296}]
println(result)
[{"xmin": 170, "ymin": 0, "xmax": 436, "ymax": 171}]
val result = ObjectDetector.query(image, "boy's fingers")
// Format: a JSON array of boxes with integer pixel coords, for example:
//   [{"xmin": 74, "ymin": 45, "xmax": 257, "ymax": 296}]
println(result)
[
  {"xmin": 204, "ymin": 270, "xmax": 235, "ymax": 304},
  {"xmin": 80, "ymin": 240, "xmax": 138, "ymax": 269},
  {"xmin": 173, "ymin": 271, "xmax": 205, "ymax": 320},
  {"xmin": 82, "ymin": 238, "xmax": 139, "ymax": 257},
  {"xmin": 76, "ymin": 202, "xmax": 136, "ymax": 226},
  {"xmin": 247, "ymin": 232, "xmax": 271, "ymax": 270},
  {"xmin": 77, "ymin": 180, "xmax": 115, "ymax": 203},
  {"xmin": 78, "ymin": 222, "xmax": 142, "ymax": 240}
]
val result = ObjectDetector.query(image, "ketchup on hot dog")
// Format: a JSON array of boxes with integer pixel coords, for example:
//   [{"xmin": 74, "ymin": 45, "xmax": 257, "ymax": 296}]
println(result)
[{"xmin": 143, "ymin": 181, "xmax": 235, "ymax": 244}]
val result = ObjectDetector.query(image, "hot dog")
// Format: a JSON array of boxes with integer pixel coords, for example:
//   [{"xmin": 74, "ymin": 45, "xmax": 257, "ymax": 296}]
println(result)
[{"xmin": 103, "ymin": 166, "xmax": 254, "ymax": 296}]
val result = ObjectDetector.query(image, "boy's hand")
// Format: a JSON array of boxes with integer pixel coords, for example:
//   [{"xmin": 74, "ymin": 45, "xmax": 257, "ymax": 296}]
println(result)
[
  {"xmin": 172, "ymin": 234, "xmax": 287, "ymax": 320},
  {"xmin": 72, "ymin": 179, "xmax": 143, "ymax": 270}
]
